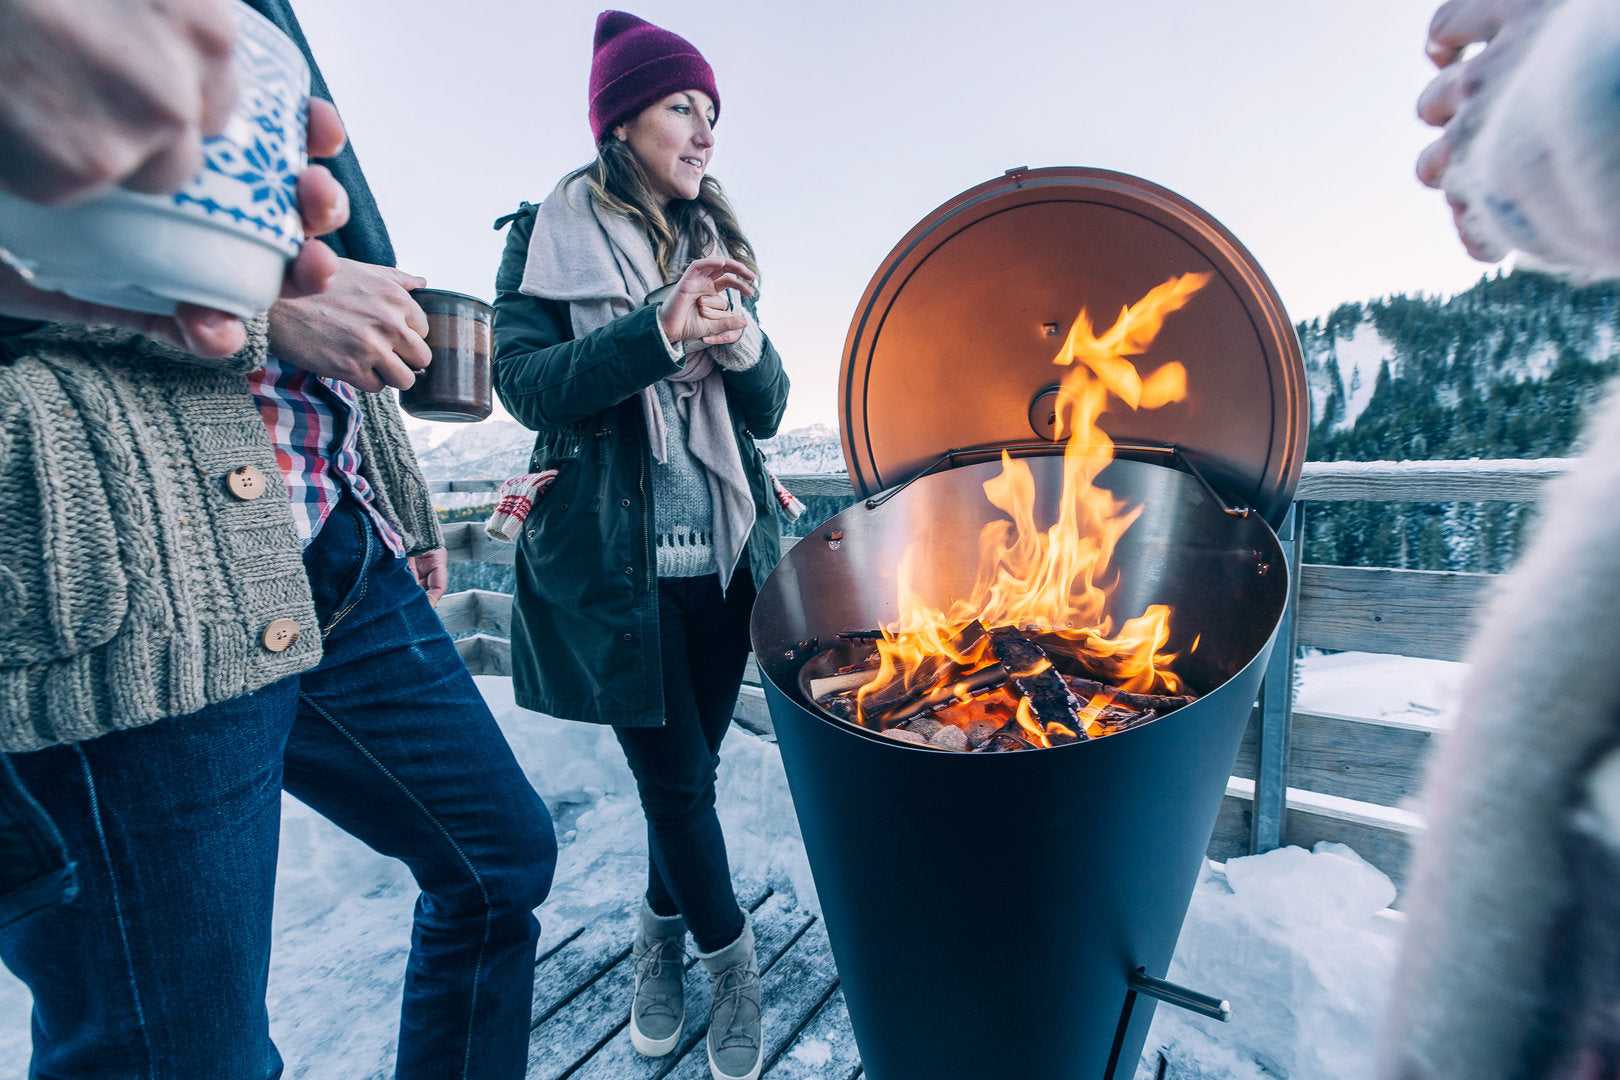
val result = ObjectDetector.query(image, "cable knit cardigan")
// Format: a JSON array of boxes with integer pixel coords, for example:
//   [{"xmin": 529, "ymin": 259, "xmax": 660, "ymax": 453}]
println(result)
[{"xmin": 0, "ymin": 319, "xmax": 442, "ymax": 752}]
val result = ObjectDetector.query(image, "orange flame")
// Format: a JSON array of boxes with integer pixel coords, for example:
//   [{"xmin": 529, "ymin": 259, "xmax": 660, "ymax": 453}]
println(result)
[{"xmin": 860, "ymin": 273, "xmax": 1210, "ymax": 726}]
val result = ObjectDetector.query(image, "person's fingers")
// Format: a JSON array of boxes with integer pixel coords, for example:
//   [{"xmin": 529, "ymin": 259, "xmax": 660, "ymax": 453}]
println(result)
[
  {"xmin": 711, "ymin": 273, "xmax": 755, "ymax": 297},
  {"xmin": 1417, "ymin": 64, "xmax": 1470, "ymax": 127},
  {"xmin": 296, "ymin": 164, "xmax": 348, "ymax": 237},
  {"xmin": 305, "ymin": 99, "xmax": 347, "ymax": 159},
  {"xmin": 282, "ymin": 235, "xmax": 340, "ymax": 297},
  {"xmin": 1448, "ymin": 195, "xmax": 1511, "ymax": 262},
  {"xmin": 390, "ymin": 306, "xmax": 432, "ymax": 368},
  {"xmin": 1427, "ymin": 0, "xmax": 1509, "ymax": 67},
  {"xmin": 397, "ymin": 332, "xmax": 432, "ymax": 370},
  {"xmin": 1417, "ymin": 132, "xmax": 1455, "ymax": 187},
  {"xmin": 702, "ymin": 312, "xmax": 747, "ymax": 335},
  {"xmin": 700, "ymin": 328, "xmax": 745, "ymax": 345},
  {"xmin": 682, "ymin": 256, "xmax": 755, "ymax": 284},
  {"xmin": 373, "ymin": 351, "xmax": 420, "ymax": 391},
  {"xmin": 119, "ymin": 121, "xmax": 208, "ymax": 195},
  {"xmin": 387, "ymin": 267, "xmax": 429, "ymax": 291},
  {"xmin": 193, "ymin": 17, "xmax": 240, "ymax": 139},
  {"xmin": 173, "ymin": 303, "xmax": 248, "ymax": 357}
]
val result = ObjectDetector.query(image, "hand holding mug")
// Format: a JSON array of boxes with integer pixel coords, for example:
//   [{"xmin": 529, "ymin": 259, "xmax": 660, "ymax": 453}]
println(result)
[
  {"xmin": 267, "ymin": 258, "xmax": 430, "ymax": 393},
  {"xmin": 0, "ymin": 99, "xmax": 347, "ymax": 357},
  {"xmin": 657, "ymin": 256, "xmax": 754, "ymax": 348},
  {"xmin": 0, "ymin": 0, "xmax": 351, "ymax": 358}
]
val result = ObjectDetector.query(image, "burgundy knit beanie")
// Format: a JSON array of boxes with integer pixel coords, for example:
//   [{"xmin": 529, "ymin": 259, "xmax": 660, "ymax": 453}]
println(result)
[{"xmin": 588, "ymin": 10, "xmax": 720, "ymax": 145}]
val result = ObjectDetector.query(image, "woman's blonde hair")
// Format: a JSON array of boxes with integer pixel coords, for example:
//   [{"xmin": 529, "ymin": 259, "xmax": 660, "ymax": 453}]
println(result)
[{"xmin": 570, "ymin": 136, "xmax": 759, "ymax": 285}]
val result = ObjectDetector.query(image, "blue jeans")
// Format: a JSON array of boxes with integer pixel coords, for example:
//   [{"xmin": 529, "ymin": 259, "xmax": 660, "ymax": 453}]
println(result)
[
  {"xmin": 0, "ymin": 498, "xmax": 557, "ymax": 1080},
  {"xmin": 0, "ymin": 755, "xmax": 76, "ymax": 928},
  {"xmin": 613, "ymin": 573, "xmax": 753, "ymax": 954}
]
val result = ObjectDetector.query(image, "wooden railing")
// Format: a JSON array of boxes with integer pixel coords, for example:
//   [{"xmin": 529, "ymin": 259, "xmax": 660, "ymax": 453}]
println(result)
[{"xmin": 432, "ymin": 459, "xmax": 1570, "ymax": 892}]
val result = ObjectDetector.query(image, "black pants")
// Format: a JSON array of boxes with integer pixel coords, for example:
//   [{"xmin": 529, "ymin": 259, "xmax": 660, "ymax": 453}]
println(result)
[
  {"xmin": 0, "ymin": 754, "xmax": 75, "ymax": 928},
  {"xmin": 614, "ymin": 572, "xmax": 755, "ymax": 953}
]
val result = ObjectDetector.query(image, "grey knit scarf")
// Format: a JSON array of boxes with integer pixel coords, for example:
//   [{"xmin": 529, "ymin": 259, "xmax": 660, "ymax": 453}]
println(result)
[{"xmin": 518, "ymin": 175, "xmax": 755, "ymax": 587}]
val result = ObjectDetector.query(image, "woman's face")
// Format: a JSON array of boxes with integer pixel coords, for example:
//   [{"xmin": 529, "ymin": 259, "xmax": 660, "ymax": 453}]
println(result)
[{"xmin": 615, "ymin": 90, "xmax": 716, "ymax": 206}]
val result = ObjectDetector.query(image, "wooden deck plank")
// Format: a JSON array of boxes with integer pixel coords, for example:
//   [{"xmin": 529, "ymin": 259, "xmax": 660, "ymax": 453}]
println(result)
[
  {"xmin": 762, "ymin": 983, "xmax": 862, "ymax": 1080},
  {"xmin": 529, "ymin": 894, "xmax": 639, "ymax": 1031}
]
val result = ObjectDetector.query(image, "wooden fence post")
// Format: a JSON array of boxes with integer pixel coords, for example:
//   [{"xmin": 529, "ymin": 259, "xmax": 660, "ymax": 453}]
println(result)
[{"xmin": 1251, "ymin": 502, "xmax": 1301, "ymax": 855}]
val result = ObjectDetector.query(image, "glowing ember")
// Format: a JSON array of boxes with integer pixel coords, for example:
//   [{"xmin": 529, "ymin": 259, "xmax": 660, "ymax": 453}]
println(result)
[{"xmin": 852, "ymin": 273, "xmax": 1211, "ymax": 747}]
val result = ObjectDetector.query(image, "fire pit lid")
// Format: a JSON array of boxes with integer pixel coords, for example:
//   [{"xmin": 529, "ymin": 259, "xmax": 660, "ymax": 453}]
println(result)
[{"xmin": 839, "ymin": 166, "xmax": 1307, "ymax": 528}]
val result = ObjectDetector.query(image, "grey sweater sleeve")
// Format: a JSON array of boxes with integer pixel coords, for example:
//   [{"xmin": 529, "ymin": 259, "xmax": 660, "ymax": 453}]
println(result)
[{"xmin": 356, "ymin": 389, "xmax": 443, "ymax": 556}]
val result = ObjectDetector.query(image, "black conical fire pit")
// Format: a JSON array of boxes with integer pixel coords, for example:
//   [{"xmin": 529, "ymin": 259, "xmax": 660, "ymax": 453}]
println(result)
[{"xmin": 750, "ymin": 168, "xmax": 1306, "ymax": 1080}]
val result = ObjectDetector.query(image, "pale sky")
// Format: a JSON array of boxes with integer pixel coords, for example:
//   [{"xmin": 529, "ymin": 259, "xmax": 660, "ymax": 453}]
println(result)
[{"xmin": 297, "ymin": 0, "xmax": 1494, "ymax": 434}]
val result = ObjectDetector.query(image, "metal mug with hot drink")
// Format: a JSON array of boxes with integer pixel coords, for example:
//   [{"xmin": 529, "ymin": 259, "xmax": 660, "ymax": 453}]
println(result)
[{"xmin": 399, "ymin": 288, "xmax": 493, "ymax": 422}]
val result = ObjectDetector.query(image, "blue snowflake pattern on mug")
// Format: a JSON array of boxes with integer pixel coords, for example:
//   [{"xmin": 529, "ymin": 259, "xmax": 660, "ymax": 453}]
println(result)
[{"xmin": 167, "ymin": 4, "xmax": 308, "ymax": 258}]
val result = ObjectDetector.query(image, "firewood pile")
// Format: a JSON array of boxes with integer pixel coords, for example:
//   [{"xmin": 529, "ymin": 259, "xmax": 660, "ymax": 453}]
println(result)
[{"xmin": 800, "ymin": 621, "xmax": 1197, "ymax": 752}]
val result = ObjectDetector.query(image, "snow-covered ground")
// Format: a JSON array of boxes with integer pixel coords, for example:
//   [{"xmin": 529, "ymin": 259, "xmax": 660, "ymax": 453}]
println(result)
[{"xmin": 0, "ymin": 652, "xmax": 1465, "ymax": 1079}]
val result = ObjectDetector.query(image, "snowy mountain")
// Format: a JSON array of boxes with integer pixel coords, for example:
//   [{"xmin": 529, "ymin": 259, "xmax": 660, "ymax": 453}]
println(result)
[
  {"xmin": 409, "ymin": 419, "xmax": 534, "ymax": 482},
  {"xmin": 1299, "ymin": 270, "xmax": 1619, "ymax": 452},
  {"xmin": 410, "ymin": 419, "xmax": 845, "ymax": 482},
  {"xmin": 756, "ymin": 422, "xmax": 844, "ymax": 474}
]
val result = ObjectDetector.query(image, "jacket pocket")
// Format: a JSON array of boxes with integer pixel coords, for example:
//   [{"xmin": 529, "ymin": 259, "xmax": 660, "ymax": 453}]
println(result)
[{"xmin": 0, "ymin": 358, "xmax": 135, "ymax": 665}]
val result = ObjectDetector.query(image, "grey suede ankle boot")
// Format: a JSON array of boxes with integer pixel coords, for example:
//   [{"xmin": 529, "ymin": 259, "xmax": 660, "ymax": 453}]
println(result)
[
  {"xmin": 630, "ymin": 901, "xmax": 687, "ymax": 1057},
  {"xmin": 698, "ymin": 917, "xmax": 762, "ymax": 1080}
]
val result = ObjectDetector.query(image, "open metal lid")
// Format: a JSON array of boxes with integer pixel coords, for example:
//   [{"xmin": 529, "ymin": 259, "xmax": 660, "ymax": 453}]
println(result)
[{"xmin": 839, "ymin": 166, "xmax": 1307, "ymax": 528}]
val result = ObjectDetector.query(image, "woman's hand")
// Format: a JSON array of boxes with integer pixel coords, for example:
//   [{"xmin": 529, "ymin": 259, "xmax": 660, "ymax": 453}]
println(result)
[{"xmin": 656, "ymin": 256, "xmax": 754, "ymax": 349}]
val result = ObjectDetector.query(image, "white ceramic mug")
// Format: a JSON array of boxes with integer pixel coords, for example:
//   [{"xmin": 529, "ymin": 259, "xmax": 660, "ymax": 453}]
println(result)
[{"xmin": 0, "ymin": 1, "xmax": 311, "ymax": 318}]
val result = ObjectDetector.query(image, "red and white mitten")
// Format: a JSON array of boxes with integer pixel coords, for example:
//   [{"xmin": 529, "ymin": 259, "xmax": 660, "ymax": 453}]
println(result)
[{"xmin": 484, "ymin": 470, "xmax": 558, "ymax": 542}]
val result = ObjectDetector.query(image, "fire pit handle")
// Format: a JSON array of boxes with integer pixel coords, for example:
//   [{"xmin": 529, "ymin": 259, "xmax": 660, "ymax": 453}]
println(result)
[
  {"xmin": 862, "ymin": 440, "xmax": 1253, "ymax": 521},
  {"xmin": 863, "ymin": 441, "xmax": 1179, "ymax": 510},
  {"xmin": 1127, "ymin": 969, "xmax": 1231, "ymax": 1022},
  {"xmin": 1173, "ymin": 451, "xmax": 1253, "ymax": 520}
]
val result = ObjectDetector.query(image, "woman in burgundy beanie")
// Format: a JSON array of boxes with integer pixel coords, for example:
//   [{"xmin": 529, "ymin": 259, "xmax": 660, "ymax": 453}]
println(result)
[{"xmin": 492, "ymin": 10, "xmax": 790, "ymax": 1080}]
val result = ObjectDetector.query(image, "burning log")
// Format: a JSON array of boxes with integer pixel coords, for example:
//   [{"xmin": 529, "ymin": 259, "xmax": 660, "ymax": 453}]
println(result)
[
  {"xmin": 1024, "ymin": 630, "xmax": 1165, "ymax": 688},
  {"xmin": 988, "ymin": 627, "xmax": 1091, "ymax": 741},
  {"xmin": 908, "ymin": 665, "xmax": 1008, "ymax": 713},
  {"xmin": 1063, "ymin": 676, "xmax": 1195, "ymax": 717},
  {"xmin": 808, "ymin": 670, "xmax": 877, "ymax": 699},
  {"xmin": 803, "ymin": 621, "xmax": 1191, "ymax": 752},
  {"xmin": 980, "ymin": 731, "xmax": 1036, "ymax": 753},
  {"xmin": 859, "ymin": 620, "xmax": 989, "ymax": 726}
]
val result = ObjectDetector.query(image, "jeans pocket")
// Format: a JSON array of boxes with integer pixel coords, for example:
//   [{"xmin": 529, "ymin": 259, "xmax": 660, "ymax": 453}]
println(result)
[{"xmin": 0, "ymin": 756, "xmax": 75, "ymax": 928}]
